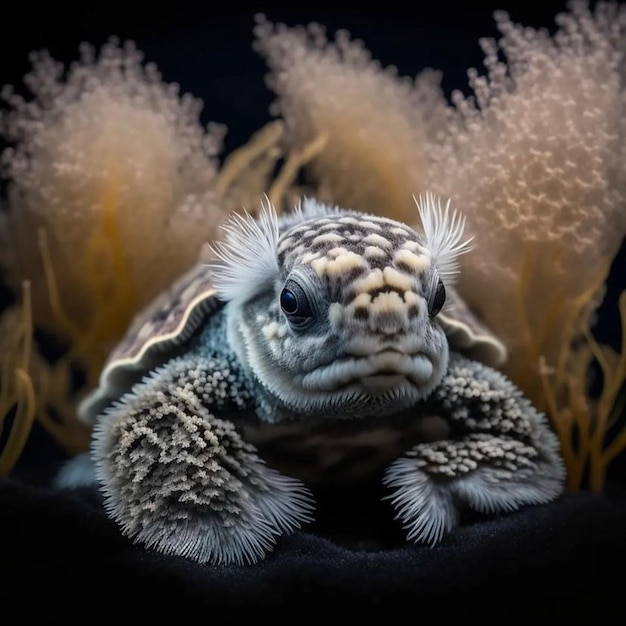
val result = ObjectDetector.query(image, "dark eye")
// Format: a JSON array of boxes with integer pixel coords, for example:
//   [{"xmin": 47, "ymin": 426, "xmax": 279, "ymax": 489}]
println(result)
[
  {"xmin": 280, "ymin": 288, "xmax": 299, "ymax": 314},
  {"xmin": 429, "ymin": 279, "xmax": 446, "ymax": 318},
  {"xmin": 280, "ymin": 280, "xmax": 314, "ymax": 328}
]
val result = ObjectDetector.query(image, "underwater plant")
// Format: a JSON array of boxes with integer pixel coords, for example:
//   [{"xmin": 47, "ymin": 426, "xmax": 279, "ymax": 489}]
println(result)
[
  {"xmin": 0, "ymin": 39, "xmax": 226, "ymax": 374},
  {"xmin": 0, "ymin": 1, "xmax": 624, "ymax": 492},
  {"xmin": 424, "ymin": 2, "xmax": 626, "ymax": 491},
  {"xmin": 0, "ymin": 39, "xmax": 227, "ymax": 466},
  {"xmin": 253, "ymin": 15, "xmax": 450, "ymax": 225}
]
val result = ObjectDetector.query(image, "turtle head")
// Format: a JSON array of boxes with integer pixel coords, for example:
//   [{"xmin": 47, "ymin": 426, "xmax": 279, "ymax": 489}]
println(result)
[{"xmin": 206, "ymin": 195, "xmax": 472, "ymax": 419}]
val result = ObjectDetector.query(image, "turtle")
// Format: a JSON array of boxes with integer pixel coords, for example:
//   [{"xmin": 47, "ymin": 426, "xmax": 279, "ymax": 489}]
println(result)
[{"xmin": 56, "ymin": 193, "xmax": 565, "ymax": 565}]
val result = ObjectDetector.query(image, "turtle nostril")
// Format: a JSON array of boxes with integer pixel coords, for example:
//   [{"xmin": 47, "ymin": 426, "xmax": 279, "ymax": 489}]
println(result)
[{"xmin": 407, "ymin": 304, "xmax": 420, "ymax": 319}]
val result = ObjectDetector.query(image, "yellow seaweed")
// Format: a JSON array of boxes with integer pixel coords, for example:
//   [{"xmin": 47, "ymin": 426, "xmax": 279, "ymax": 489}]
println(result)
[
  {"xmin": 513, "ymin": 245, "xmax": 626, "ymax": 492},
  {"xmin": 0, "ymin": 282, "xmax": 36, "ymax": 476}
]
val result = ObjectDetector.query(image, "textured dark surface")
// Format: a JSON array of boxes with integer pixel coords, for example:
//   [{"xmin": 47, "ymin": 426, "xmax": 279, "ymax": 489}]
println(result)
[{"xmin": 2, "ymin": 469, "xmax": 625, "ymax": 624}]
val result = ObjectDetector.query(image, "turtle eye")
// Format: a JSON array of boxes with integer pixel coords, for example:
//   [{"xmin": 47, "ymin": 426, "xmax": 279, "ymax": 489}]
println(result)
[
  {"xmin": 428, "ymin": 279, "xmax": 446, "ymax": 318},
  {"xmin": 280, "ymin": 280, "xmax": 314, "ymax": 328},
  {"xmin": 280, "ymin": 288, "xmax": 298, "ymax": 314}
]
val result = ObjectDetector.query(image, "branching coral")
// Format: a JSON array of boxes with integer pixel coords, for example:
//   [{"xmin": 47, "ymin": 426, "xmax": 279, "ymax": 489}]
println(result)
[
  {"xmin": 424, "ymin": 0, "xmax": 626, "ymax": 490},
  {"xmin": 0, "ymin": 38, "xmax": 226, "ymax": 372},
  {"xmin": 538, "ymin": 292, "xmax": 626, "ymax": 492},
  {"xmin": 253, "ymin": 15, "xmax": 450, "ymax": 224},
  {"xmin": 0, "ymin": 281, "xmax": 90, "ymax": 473},
  {"xmin": 0, "ymin": 282, "xmax": 36, "ymax": 474}
]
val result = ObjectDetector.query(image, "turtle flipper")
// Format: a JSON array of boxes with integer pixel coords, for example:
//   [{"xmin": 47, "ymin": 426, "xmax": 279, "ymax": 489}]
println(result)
[
  {"xmin": 92, "ymin": 352, "xmax": 314, "ymax": 565},
  {"xmin": 383, "ymin": 352, "xmax": 565, "ymax": 545}
]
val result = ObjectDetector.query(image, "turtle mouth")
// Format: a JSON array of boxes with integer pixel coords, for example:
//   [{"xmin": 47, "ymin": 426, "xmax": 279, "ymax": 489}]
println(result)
[{"xmin": 301, "ymin": 349, "xmax": 434, "ymax": 393}]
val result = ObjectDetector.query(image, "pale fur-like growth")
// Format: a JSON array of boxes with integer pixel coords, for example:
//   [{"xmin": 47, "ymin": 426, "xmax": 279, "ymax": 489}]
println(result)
[
  {"xmin": 0, "ymin": 37, "xmax": 226, "ymax": 339},
  {"xmin": 416, "ymin": 193, "xmax": 473, "ymax": 284},
  {"xmin": 292, "ymin": 196, "xmax": 343, "ymax": 221},
  {"xmin": 425, "ymin": 1, "xmax": 626, "ymax": 364},
  {"xmin": 92, "ymin": 345, "xmax": 314, "ymax": 565},
  {"xmin": 253, "ymin": 15, "xmax": 449, "ymax": 223},
  {"xmin": 274, "ymin": 196, "xmax": 343, "ymax": 230},
  {"xmin": 206, "ymin": 197, "xmax": 280, "ymax": 303},
  {"xmin": 384, "ymin": 354, "xmax": 565, "ymax": 545}
]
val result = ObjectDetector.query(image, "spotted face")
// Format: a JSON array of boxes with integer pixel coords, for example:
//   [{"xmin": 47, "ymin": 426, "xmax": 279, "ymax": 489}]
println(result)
[{"xmin": 227, "ymin": 208, "xmax": 453, "ymax": 420}]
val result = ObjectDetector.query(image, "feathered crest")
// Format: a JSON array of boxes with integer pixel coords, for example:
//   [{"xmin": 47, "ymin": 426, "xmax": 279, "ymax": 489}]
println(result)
[
  {"xmin": 206, "ymin": 196, "xmax": 280, "ymax": 302},
  {"xmin": 275, "ymin": 196, "xmax": 343, "ymax": 230},
  {"xmin": 415, "ymin": 193, "xmax": 473, "ymax": 283},
  {"xmin": 293, "ymin": 196, "xmax": 343, "ymax": 220}
]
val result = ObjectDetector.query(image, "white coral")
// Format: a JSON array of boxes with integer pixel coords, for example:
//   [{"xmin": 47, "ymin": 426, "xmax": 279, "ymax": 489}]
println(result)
[
  {"xmin": 0, "ymin": 38, "xmax": 226, "ymax": 335},
  {"xmin": 425, "ymin": 1, "xmax": 626, "ymax": 364},
  {"xmin": 254, "ymin": 15, "xmax": 450, "ymax": 223}
]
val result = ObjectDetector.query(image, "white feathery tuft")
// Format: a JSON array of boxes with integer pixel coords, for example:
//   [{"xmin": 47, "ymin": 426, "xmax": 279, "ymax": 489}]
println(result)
[
  {"xmin": 383, "ymin": 458, "xmax": 457, "ymax": 546},
  {"xmin": 415, "ymin": 192, "xmax": 473, "ymax": 284},
  {"xmin": 295, "ymin": 196, "xmax": 343, "ymax": 219},
  {"xmin": 205, "ymin": 195, "xmax": 280, "ymax": 303}
]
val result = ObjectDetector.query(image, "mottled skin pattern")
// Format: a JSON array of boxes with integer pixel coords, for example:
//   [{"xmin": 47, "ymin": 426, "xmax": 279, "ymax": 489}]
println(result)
[{"xmin": 61, "ymin": 200, "xmax": 566, "ymax": 565}]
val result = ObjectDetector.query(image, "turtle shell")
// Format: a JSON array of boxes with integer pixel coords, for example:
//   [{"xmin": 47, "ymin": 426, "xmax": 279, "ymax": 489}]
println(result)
[
  {"xmin": 438, "ymin": 286, "xmax": 507, "ymax": 367},
  {"xmin": 77, "ymin": 263, "xmax": 222, "ymax": 425},
  {"xmin": 78, "ymin": 263, "xmax": 507, "ymax": 425}
]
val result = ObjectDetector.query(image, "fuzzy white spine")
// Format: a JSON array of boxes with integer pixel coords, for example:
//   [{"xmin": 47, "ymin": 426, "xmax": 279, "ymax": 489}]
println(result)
[
  {"xmin": 416, "ymin": 193, "xmax": 473, "ymax": 284},
  {"xmin": 295, "ymin": 196, "xmax": 342, "ymax": 220},
  {"xmin": 206, "ymin": 196, "xmax": 280, "ymax": 303}
]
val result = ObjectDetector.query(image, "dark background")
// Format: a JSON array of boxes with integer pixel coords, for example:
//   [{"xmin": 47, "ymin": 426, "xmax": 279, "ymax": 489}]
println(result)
[
  {"xmin": 2, "ymin": 2, "xmax": 622, "ymax": 244},
  {"xmin": 0, "ymin": 1, "xmax": 586, "ymax": 154},
  {"xmin": 1, "ymin": 0, "xmax": 624, "ymax": 484}
]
